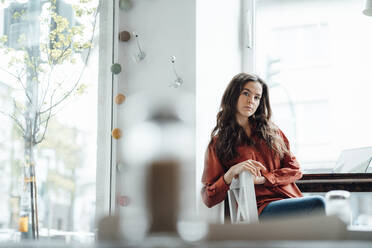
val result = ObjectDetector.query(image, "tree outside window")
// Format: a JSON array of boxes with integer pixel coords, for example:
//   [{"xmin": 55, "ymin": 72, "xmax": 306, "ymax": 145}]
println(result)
[{"xmin": 0, "ymin": 0, "xmax": 98, "ymax": 241}]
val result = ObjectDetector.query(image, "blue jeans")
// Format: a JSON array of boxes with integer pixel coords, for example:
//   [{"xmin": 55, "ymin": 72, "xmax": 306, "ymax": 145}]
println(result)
[{"xmin": 260, "ymin": 196, "xmax": 326, "ymax": 220}]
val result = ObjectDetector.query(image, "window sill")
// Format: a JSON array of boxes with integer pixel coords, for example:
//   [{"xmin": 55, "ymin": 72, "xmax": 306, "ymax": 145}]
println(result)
[{"xmin": 296, "ymin": 173, "xmax": 372, "ymax": 192}]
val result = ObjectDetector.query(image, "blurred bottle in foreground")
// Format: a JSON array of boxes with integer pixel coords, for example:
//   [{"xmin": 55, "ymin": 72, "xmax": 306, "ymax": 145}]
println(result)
[
  {"xmin": 326, "ymin": 190, "xmax": 352, "ymax": 226},
  {"xmin": 116, "ymin": 91, "xmax": 206, "ymax": 243}
]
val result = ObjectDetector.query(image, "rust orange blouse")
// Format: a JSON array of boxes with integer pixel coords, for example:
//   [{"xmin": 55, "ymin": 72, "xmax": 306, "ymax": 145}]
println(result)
[{"xmin": 201, "ymin": 129, "xmax": 303, "ymax": 215}]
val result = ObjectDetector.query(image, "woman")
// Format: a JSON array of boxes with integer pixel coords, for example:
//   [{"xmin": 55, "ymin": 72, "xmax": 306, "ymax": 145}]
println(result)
[{"xmin": 201, "ymin": 73, "xmax": 325, "ymax": 220}]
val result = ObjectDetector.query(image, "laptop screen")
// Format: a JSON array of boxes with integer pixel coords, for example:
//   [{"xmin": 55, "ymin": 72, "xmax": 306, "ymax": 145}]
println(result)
[{"xmin": 333, "ymin": 147, "xmax": 372, "ymax": 173}]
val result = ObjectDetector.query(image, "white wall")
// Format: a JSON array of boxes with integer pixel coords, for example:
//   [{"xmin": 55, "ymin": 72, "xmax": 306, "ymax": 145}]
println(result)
[
  {"xmin": 116, "ymin": 0, "xmax": 195, "ymax": 95},
  {"xmin": 113, "ymin": 0, "xmax": 196, "ymax": 222}
]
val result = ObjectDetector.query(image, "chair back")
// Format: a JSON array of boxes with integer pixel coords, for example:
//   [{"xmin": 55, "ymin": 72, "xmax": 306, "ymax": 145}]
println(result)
[{"xmin": 227, "ymin": 171, "xmax": 258, "ymax": 223}]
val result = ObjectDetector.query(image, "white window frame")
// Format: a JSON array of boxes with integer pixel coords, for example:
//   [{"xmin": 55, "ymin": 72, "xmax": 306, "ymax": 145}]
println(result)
[
  {"xmin": 243, "ymin": 0, "xmax": 256, "ymax": 73},
  {"xmin": 96, "ymin": 0, "xmax": 118, "ymax": 223}
]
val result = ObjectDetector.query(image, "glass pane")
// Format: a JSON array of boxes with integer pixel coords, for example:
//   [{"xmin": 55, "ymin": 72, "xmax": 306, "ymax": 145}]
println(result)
[
  {"xmin": 256, "ymin": 0, "xmax": 372, "ymax": 173},
  {"xmin": 0, "ymin": 0, "xmax": 99, "ymax": 243}
]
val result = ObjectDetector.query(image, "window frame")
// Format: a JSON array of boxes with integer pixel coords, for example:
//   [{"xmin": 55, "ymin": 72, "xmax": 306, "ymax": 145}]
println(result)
[{"xmin": 96, "ymin": 0, "xmax": 117, "ymax": 223}]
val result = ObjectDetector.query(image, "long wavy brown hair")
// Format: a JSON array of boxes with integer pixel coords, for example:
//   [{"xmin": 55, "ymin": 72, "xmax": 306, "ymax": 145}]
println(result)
[{"xmin": 210, "ymin": 73, "xmax": 289, "ymax": 165}]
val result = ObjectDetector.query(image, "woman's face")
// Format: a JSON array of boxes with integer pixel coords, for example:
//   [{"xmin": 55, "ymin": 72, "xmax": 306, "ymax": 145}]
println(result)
[{"xmin": 236, "ymin": 81, "xmax": 263, "ymax": 121}]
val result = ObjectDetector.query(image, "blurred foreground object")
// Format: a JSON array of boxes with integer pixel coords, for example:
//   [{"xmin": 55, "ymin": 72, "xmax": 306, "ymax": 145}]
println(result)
[
  {"xmin": 206, "ymin": 215, "xmax": 371, "ymax": 241},
  {"xmin": 118, "ymin": 91, "xmax": 200, "ymax": 242},
  {"xmin": 147, "ymin": 160, "xmax": 179, "ymax": 233},
  {"xmin": 363, "ymin": 0, "xmax": 372, "ymax": 16},
  {"xmin": 326, "ymin": 190, "xmax": 352, "ymax": 225},
  {"xmin": 97, "ymin": 215, "xmax": 121, "ymax": 242}
]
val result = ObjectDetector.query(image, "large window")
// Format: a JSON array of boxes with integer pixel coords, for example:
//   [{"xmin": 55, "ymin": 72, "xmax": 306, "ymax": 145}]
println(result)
[
  {"xmin": 256, "ymin": 0, "xmax": 372, "ymax": 173},
  {"xmin": 0, "ymin": 0, "xmax": 99, "ymax": 242}
]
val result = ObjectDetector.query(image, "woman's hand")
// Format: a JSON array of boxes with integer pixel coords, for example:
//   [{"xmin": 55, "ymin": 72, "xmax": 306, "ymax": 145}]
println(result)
[{"xmin": 223, "ymin": 159, "xmax": 267, "ymax": 185}]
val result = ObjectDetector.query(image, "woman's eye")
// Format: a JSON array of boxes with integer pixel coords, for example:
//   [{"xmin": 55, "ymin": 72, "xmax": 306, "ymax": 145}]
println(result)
[
  {"xmin": 242, "ymin": 92, "xmax": 249, "ymax": 96},
  {"xmin": 255, "ymin": 96, "xmax": 261, "ymax": 100}
]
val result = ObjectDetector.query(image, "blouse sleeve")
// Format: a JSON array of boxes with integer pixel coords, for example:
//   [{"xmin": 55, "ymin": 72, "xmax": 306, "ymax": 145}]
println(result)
[
  {"xmin": 201, "ymin": 142, "xmax": 230, "ymax": 208},
  {"xmin": 262, "ymin": 130, "xmax": 303, "ymax": 187}
]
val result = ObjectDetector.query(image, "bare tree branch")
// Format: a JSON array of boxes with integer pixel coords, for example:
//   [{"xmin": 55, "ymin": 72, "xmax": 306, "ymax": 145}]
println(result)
[
  {"xmin": 40, "ymin": 9, "xmax": 99, "ymax": 115},
  {"xmin": 38, "ymin": 67, "xmax": 54, "ymax": 113},
  {"xmin": 12, "ymin": 99, "xmax": 24, "ymax": 116},
  {"xmin": 35, "ymin": 112, "xmax": 51, "ymax": 145},
  {"xmin": 18, "ymin": 66, "xmax": 27, "ymax": 79},
  {"xmin": 0, "ymin": 110, "xmax": 25, "ymax": 134},
  {"xmin": 32, "ymin": 113, "xmax": 41, "ymax": 140},
  {"xmin": 0, "ymin": 67, "xmax": 33, "ymax": 104},
  {"xmin": 33, "ymin": 112, "xmax": 39, "ymax": 143},
  {"xmin": 39, "ymin": 86, "xmax": 58, "ymax": 127},
  {"xmin": 0, "ymin": 67, "xmax": 20, "ymax": 81},
  {"xmin": 35, "ymin": 96, "xmax": 53, "ymax": 145}
]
